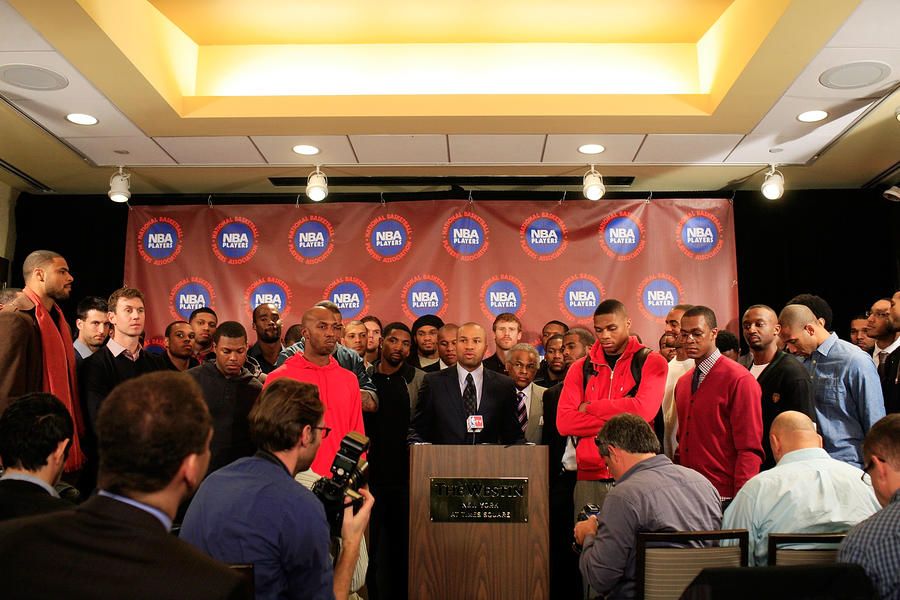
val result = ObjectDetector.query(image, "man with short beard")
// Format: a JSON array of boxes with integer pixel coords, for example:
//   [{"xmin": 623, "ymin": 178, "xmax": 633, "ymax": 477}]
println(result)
[
  {"xmin": 849, "ymin": 314, "xmax": 875, "ymax": 354},
  {"xmin": 483, "ymin": 312, "xmax": 523, "ymax": 374},
  {"xmin": 436, "ymin": 323, "xmax": 458, "ymax": 369},
  {"xmin": 0, "ymin": 250, "xmax": 86, "ymax": 475},
  {"xmin": 162, "ymin": 321, "xmax": 199, "ymax": 372},
  {"xmin": 189, "ymin": 307, "xmax": 218, "ymax": 363},
  {"xmin": 534, "ymin": 334, "xmax": 565, "ymax": 388},
  {"xmin": 364, "ymin": 323, "xmax": 424, "ymax": 600},
  {"xmin": 248, "ymin": 303, "xmax": 283, "ymax": 374},
  {"xmin": 738, "ymin": 305, "xmax": 815, "ymax": 470},
  {"xmin": 408, "ymin": 314, "xmax": 443, "ymax": 372},
  {"xmin": 866, "ymin": 298, "xmax": 900, "ymax": 371}
]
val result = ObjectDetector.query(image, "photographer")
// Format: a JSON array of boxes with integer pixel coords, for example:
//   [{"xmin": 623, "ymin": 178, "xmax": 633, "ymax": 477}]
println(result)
[
  {"xmin": 181, "ymin": 379, "xmax": 374, "ymax": 600},
  {"xmin": 573, "ymin": 414, "xmax": 721, "ymax": 599}
]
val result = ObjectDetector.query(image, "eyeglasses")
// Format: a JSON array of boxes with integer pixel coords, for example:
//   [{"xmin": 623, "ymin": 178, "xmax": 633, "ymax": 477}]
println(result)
[
  {"xmin": 861, "ymin": 456, "xmax": 882, "ymax": 485},
  {"xmin": 865, "ymin": 310, "xmax": 890, "ymax": 319},
  {"xmin": 312, "ymin": 426, "xmax": 332, "ymax": 439}
]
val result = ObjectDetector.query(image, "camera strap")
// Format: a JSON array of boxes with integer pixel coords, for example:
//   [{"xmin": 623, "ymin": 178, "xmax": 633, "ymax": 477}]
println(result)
[{"xmin": 254, "ymin": 449, "xmax": 292, "ymax": 476}]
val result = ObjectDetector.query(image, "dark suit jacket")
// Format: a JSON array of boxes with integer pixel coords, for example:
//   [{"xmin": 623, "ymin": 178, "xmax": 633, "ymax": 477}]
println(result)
[
  {"xmin": 408, "ymin": 365, "xmax": 525, "ymax": 445},
  {"xmin": 482, "ymin": 352, "xmax": 507, "ymax": 374},
  {"xmin": 0, "ymin": 478, "xmax": 73, "ymax": 522},
  {"xmin": 540, "ymin": 382, "xmax": 567, "ymax": 474},
  {"xmin": 881, "ymin": 347, "xmax": 899, "ymax": 414},
  {"xmin": 0, "ymin": 495, "xmax": 248, "ymax": 600},
  {"xmin": 739, "ymin": 350, "xmax": 816, "ymax": 469}
]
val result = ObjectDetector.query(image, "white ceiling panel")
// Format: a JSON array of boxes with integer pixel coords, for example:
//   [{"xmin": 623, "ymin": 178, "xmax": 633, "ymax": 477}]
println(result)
[
  {"xmin": 65, "ymin": 136, "xmax": 175, "ymax": 166},
  {"xmin": 0, "ymin": 1, "xmax": 54, "ymax": 52},
  {"xmin": 785, "ymin": 47, "xmax": 900, "ymax": 100},
  {"xmin": 154, "ymin": 136, "xmax": 265, "ymax": 165},
  {"xmin": 726, "ymin": 133, "xmax": 830, "ymax": 164},
  {"xmin": 749, "ymin": 96, "xmax": 873, "ymax": 139},
  {"xmin": 543, "ymin": 134, "xmax": 646, "ymax": 163},
  {"xmin": 634, "ymin": 134, "xmax": 744, "ymax": 164},
  {"xmin": 0, "ymin": 52, "xmax": 144, "ymax": 138},
  {"xmin": 448, "ymin": 134, "xmax": 545, "ymax": 163},
  {"xmin": 349, "ymin": 134, "xmax": 448, "ymax": 164},
  {"xmin": 252, "ymin": 135, "xmax": 357, "ymax": 165},
  {"xmin": 827, "ymin": 0, "xmax": 900, "ymax": 49}
]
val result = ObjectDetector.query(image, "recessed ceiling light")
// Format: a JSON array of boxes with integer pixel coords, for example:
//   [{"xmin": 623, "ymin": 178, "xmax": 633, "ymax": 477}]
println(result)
[
  {"xmin": 768, "ymin": 148, "xmax": 784, "ymax": 154},
  {"xmin": 819, "ymin": 61, "xmax": 891, "ymax": 90},
  {"xmin": 66, "ymin": 113, "xmax": 98, "ymax": 126},
  {"xmin": 292, "ymin": 144, "xmax": 320, "ymax": 156},
  {"xmin": 0, "ymin": 64, "xmax": 69, "ymax": 91},
  {"xmin": 578, "ymin": 143, "xmax": 605, "ymax": 155},
  {"xmin": 797, "ymin": 110, "xmax": 828, "ymax": 123}
]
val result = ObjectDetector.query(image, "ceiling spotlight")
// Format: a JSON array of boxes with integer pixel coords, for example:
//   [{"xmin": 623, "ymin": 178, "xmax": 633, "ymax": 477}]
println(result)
[
  {"xmin": 108, "ymin": 167, "xmax": 131, "ymax": 203},
  {"xmin": 292, "ymin": 144, "xmax": 320, "ymax": 156},
  {"xmin": 895, "ymin": 107, "xmax": 900, "ymax": 123},
  {"xmin": 761, "ymin": 165, "xmax": 784, "ymax": 200},
  {"xmin": 578, "ymin": 143, "xmax": 606, "ymax": 155},
  {"xmin": 306, "ymin": 167, "xmax": 328, "ymax": 202},
  {"xmin": 66, "ymin": 113, "xmax": 98, "ymax": 126},
  {"xmin": 583, "ymin": 166, "xmax": 605, "ymax": 201},
  {"xmin": 797, "ymin": 110, "xmax": 828, "ymax": 123}
]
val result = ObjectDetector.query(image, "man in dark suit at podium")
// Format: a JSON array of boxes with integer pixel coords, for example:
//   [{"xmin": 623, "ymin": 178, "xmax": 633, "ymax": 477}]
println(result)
[{"xmin": 408, "ymin": 322, "xmax": 525, "ymax": 445}]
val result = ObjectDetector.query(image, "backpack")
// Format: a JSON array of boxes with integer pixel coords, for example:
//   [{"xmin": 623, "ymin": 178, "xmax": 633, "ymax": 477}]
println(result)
[{"xmin": 581, "ymin": 346, "xmax": 652, "ymax": 396}]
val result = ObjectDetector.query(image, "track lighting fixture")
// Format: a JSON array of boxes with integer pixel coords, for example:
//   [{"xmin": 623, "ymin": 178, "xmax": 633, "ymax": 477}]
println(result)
[
  {"xmin": 583, "ymin": 166, "xmax": 605, "ymax": 201},
  {"xmin": 108, "ymin": 167, "xmax": 131, "ymax": 203},
  {"xmin": 761, "ymin": 165, "xmax": 784, "ymax": 200},
  {"xmin": 306, "ymin": 167, "xmax": 328, "ymax": 202}
]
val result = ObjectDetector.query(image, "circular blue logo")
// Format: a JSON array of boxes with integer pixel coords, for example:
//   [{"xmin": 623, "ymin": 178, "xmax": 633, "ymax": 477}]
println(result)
[
  {"xmin": 406, "ymin": 279, "xmax": 445, "ymax": 318},
  {"xmin": 173, "ymin": 281, "xmax": 212, "ymax": 320},
  {"xmin": 369, "ymin": 218, "xmax": 409, "ymax": 259},
  {"xmin": 249, "ymin": 282, "xmax": 288, "ymax": 311},
  {"xmin": 293, "ymin": 220, "xmax": 331, "ymax": 260},
  {"xmin": 328, "ymin": 280, "xmax": 367, "ymax": 319},
  {"xmin": 680, "ymin": 215, "xmax": 719, "ymax": 255},
  {"xmin": 483, "ymin": 279, "xmax": 523, "ymax": 316},
  {"xmin": 564, "ymin": 279, "xmax": 602, "ymax": 318},
  {"xmin": 642, "ymin": 278, "xmax": 680, "ymax": 318},
  {"xmin": 448, "ymin": 216, "xmax": 486, "ymax": 256},
  {"xmin": 142, "ymin": 221, "xmax": 179, "ymax": 261},
  {"xmin": 216, "ymin": 220, "xmax": 256, "ymax": 260},
  {"xmin": 604, "ymin": 216, "xmax": 641, "ymax": 256},
  {"xmin": 524, "ymin": 217, "xmax": 563, "ymax": 256}
]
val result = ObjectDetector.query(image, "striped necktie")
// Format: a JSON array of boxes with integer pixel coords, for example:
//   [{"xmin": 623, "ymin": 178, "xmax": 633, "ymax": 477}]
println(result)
[{"xmin": 516, "ymin": 390, "xmax": 528, "ymax": 432}]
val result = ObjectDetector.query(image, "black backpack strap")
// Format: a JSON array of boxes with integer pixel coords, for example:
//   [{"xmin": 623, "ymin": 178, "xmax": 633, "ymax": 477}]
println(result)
[
  {"xmin": 625, "ymin": 347, "xmax": 651, "ymax": 397},
  {"xmin": 581, "ymin": 355, "xmax": 596, "ymax": 394}
]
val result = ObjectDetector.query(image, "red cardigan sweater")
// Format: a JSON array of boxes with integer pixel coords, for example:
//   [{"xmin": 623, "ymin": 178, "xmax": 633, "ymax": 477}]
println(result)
[{"xmin": 674, "ymin": 355, "xmax": 763, "ymax": 498}]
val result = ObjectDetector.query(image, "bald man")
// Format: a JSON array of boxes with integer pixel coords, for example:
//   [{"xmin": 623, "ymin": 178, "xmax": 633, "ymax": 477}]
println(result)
[
  {"xmin": 265, "ymin": 307, "xmax": 364, "ymax": 476},
  {"xmin": 408, "ymin": 322, "xmax": 524, "ymax": 445},
  {"xmin": 722, "ymin": 411, "xmax": 880, "ymax": 566},
  {"xmin": 779, "ymin": 304, "xmax": 885, "ymax": 468}
]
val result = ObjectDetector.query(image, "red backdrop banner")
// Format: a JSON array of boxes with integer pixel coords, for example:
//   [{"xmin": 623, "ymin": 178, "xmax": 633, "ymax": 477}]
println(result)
[{"xmin": 125, "ymin": 199, "xmax": 739, "ymax": 350}]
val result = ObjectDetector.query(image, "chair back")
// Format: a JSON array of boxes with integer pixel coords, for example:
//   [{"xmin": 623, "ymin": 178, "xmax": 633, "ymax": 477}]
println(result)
[
  {"xmin": 766, "ymin": 532, "xmax": 846, "ymax": 566},
  {"xmin": 228, "ymin": 564, "xmax": 255, "ymax": 600},
  {"xmin": 635, "ymin": 529, "xmax": 748, "ymax": 600}
]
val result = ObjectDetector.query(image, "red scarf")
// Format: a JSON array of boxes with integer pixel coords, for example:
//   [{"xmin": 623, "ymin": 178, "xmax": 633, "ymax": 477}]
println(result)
[{"xmin": 23, "ymin": 288, "xmax": 86, "ymax": 472}]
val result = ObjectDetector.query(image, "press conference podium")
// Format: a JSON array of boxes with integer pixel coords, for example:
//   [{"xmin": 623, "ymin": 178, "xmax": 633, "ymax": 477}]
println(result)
[{"xmin": 409, "ymin": 444, "xmax": 549, "ymax": 600}]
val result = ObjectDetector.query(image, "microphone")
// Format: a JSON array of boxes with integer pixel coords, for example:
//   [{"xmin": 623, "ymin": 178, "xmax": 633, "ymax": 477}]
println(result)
[{"xmin": 467, "ymin": 414, "xmax": 484, "ymax": 444}]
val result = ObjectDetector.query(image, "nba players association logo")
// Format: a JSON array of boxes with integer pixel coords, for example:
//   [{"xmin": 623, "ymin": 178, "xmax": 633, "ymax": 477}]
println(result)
[
  {"xmin": 212, "ymin": 216, "xmax": 259, "ymax": 265},
  {"xmin": 637, "ymin": 274, "xmax": 685, "ymax": 321},
  {"xmin": 402, "ymin": 275, "xmax": 449, "ymax": 321},
  {"xmin": 442, "ymin": 212, "xmax": 489, "ymax": 261},
  {"xmin": 138, "ymin": 217, "xmax": 182, "ymax": 265},
  {"xmin": 244, "ymin": 278, "xmax": 293, "ymax": 318},
  {"xmin": 289, "ymin": 215, "xmax": 334, "ymax": 264},
  {"xmin": 558, "ymin": 274, "xmax": 605, "ymax": 321},
  {"xmin": 520, "ymin": 212, "xmax": 568, "ymax": 261},
  {"xmin": 677, "ymin": 211, "xmax": 723, "ymax": 260},
  {"xmin": 168, "ymin": 277, "xmax": 216, "ymax": 321},
  {"xmin": 366, "ymin": 214, "xmax": 412, "ymax": 262},
  {"xmin": 480, "ymin": 275, "xmax": 526, "ymax": 320},
  {"xmin": 598, "ymin": 211, "xmax": 645, "ymax": 260},
  {"xmin": 324, "ymin": 277, "xmax": 369, "ymax": 320}
]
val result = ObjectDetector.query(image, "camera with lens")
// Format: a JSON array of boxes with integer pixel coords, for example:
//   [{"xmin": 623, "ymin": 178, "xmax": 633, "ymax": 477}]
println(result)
[
  {"xmin": 312, "ymin": 431, "xmax": 369, "ymax": 535},
  {"xmin": 572, "ymin": 503, "xmax": 602, "ymax": 553}
]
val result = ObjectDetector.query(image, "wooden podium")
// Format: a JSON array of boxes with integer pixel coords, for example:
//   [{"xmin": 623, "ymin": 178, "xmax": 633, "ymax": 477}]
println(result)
[{"xmin": 409, "ymin": 444, "xmax": 549, "ymax": 600}]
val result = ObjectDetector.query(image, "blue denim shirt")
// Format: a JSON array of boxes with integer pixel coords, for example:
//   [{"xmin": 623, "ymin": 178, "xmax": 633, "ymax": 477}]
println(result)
[{"xmin": 804, "ymin": 333, "xmax": 885, "ymax": 468}]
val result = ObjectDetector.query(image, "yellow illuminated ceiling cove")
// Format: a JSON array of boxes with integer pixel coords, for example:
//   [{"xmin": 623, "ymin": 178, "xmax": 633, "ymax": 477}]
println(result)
[{"xmin": 74, "ymin": 0, "xmax": 789, "ymax": 119}]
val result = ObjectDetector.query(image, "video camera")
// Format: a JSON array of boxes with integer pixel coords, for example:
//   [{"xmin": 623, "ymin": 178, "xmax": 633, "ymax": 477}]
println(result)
[
  {"xmin": 312, "ymin": 431, "xmax": 369, "ymax": 535},
  {"xmin": 572, "ymin": 503, "xmax": 602, "ymax": 553}
]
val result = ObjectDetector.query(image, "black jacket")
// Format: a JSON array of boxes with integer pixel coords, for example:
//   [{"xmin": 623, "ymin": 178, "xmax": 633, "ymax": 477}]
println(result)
[{"xmin": 0, "ymin": 479, "xmax": 73, "ymax": 522}]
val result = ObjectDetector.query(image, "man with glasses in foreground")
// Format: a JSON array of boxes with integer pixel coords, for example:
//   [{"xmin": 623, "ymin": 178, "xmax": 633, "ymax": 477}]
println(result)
[
  {"xmin": 574, "ymin": 413, "xmax": 721, "ymax": 600},
  {"xmin": 839, "ymin": 414, "xmax": 900, "ymax": 600},
  {"xmin": 181, "ymin": 378, "xmax": 373, "ymax": 600}
]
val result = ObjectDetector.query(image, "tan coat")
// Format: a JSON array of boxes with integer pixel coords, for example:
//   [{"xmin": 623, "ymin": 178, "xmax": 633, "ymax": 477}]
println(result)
[{"xmin": 0, "ymin": 294, "xmax": 46, "ymax": 410}]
